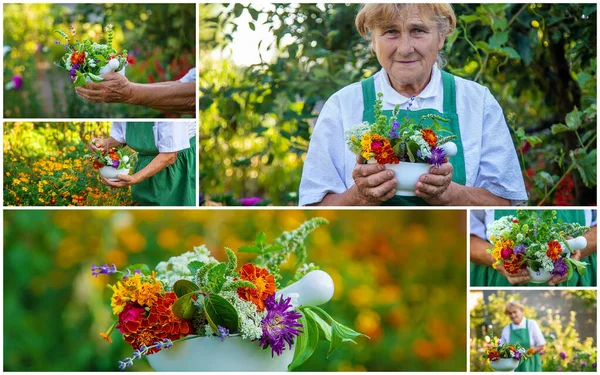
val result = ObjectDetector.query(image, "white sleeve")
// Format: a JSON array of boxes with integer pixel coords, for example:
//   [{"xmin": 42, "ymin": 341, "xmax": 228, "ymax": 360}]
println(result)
[
  {"xmin": 474, "ymin": 89, "xmax": 528, "ymax": 205},
  {"xmin": 500, "ymin": 325, "xmax": 511, "ymax": 345},
  {"xmin": 179, "ymin": 68, "xmax": 196, "ymax": 83},
  {"xmin": 299, "ymin": 94, "xmax": 348, "ymax": 206},
  {"xmin": 470, "ymin": 210, "xmax": 488, "ymax": 240},
  {"xmin": 155, "ymin": 122, "xmax": 193, "ymax": 152},
  {"xmin": 110, "ymin": 122, "xmax": 127, "ymax": 143},
  {"xmin": 529, "ymin": 320, "xmax": 546, "ymax": 346},
  {"xmin": 587, "ymin": 209, "xmax": 597, "ymax": 226}
]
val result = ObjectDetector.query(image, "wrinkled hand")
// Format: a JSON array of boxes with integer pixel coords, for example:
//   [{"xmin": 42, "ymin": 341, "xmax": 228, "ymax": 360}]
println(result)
[
  {"xmin": 88, "ymin": 138, "xmax": 107, "ymax": 152},
  {"xmin": 496, "ymin": 264, "xmax": 531, "ymax": 285},
  {"xmin": 415, "ymin": 161, "xmax": 453, "ymax": 205},
  {"xmin": 101, "ymin": 174, "xmax": 138, "ymax": 188},
  {"xmin": 351, "ymin": 155, "xmax": 397, "ymax": 205},
  {"xmin": 74, "ymin": 72, "xmax": 133, "ymax": 104}
]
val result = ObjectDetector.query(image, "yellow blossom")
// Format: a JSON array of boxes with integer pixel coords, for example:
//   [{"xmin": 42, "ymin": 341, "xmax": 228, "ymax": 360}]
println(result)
[{"xmin": 531, "ymin": 20, "xmax": 540, "ymax": 28}]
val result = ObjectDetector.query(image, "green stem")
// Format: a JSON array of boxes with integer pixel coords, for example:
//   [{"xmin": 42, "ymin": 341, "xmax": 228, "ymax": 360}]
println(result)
[{"xmin": 575, "ymin": 130, "xmax": 585, "ymax": 149}]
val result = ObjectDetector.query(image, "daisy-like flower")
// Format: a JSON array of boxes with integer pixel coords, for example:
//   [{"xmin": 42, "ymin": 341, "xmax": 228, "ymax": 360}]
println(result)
[
  {"xmin": 259, "ymin": 294, "xmax": 303, "ymax": 357},
  {"xmin": 425, "ymin": 146, "xmax": 446, "ymax": 167},
  {"xmin": 551, "ymin": 258, "xmax": 568, "ymax": 277},
  {"xmin": 546, "ymin": 241, "xmax": 562, "ymax": 261}
]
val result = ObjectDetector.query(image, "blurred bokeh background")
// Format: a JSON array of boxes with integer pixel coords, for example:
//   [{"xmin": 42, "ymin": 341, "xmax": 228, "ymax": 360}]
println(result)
[
  {"xmin": 3, "ymin": 3, "xmax": 196, "ymax": 118},
  {"xmin": 469, "ymin": 290, "xmax": 597, "ymax": 372},
  {"xmin": 199, "ymin": 3, "xmax": 596, "ymax": 206},
  {"xmin": 4, "ymin": 122, "xmax": 135, "ymax": 206},
  {"xmin": 4, "ymin": 209, "xmax": 466, "ymax": 371}
]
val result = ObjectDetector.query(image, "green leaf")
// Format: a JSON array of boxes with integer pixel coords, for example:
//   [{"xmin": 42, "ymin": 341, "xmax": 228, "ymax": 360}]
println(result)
[
  {"xmin": 303, "ymin": 308, "xmax": 332, "ymax": 341},
  {"xmin": 173, "ymin": 279, "xmax": 200, "ymax": 298},
  {"xmin": 566, "ymin": 257, "xmax": 588, "ymax": 276},
  {"xmin": 500, "ymin": 47, "xmax": 521, "ymax": 59},
  {"xmin": 203, "ymin": 293, "xmax": 239, "ymax": 333},
  {"xmin": 249, "ymin": 22, "xmax": 256, "ymax": 31},
  {"xmin": 551, "ymin": 123, "xmax": 571, "ymax": 135},
  {"xmin": 263, "ymin": 243, "xmax": 284, "ymax": 254},
  {"xmin": 124, "ymin": 263, "xmax": 151, "ymax": 275},
  {"xmin": 207, "ymin": 263, "xmax": 227, "ymax": 292},
  {"xmin": 94, "ymin": 54, "xmax": 107, "ymax": 65},
  {"xmin": 289, "ymin": 313, "xmax": 317, "ymax": 370},
  {"xmin": 570, "ymin": 149, "xmax": 597, "ymax": 188},
  {"xmin": 255, "ymin": 232, "xmax": 267, "ymax": 247},
  {"xmin": 72, "ymin": 71, "xmax": 87, "ymax": 87},
  {"xmin": 488, "ymin": 31, "xmax": 508, "ymax": 49},
  {"xmin": 327, "ymin": 321, "xmax": 369, "ymax": 358},
  {"xmin": 187, "ymin": 261, "xmax": 205, "ymax": 275},
  {"xmin": 566, "ymin": 259, "xmax": 574, "ymax": 280},
  {"xmin": 565, "ymin": 107, "xmax": 582, "ymax": 130},
  {"xmin": 224, "ymin": 247, "xmax": 237, "ymax": 275},
  {"xmin": 87, "ymin": 73, "xmax": 104, "ymax": 83},
  {"xmin": 171, "ymin": 292, "xmax": 197, "ymax": 320},
  {"xmin": 238, "ymin": 245, "xmax": 262, "ymax": 254}
]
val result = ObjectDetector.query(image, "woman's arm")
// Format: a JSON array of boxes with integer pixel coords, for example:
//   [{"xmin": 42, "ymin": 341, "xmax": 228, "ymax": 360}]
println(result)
[
  {"xmin": 89, "ymin": 136, "xmax": 124, "ymax": 152},
  {"xmin": 580, "ymin": 225, "xmax": 597, "ymax": 258},
  {"xmin": 470, "ymin": 234, "xmax": 531, "ymax": 285},
  {"xmin": 102, "ymin": 152, "xmax": 178, "ymax": 187}
]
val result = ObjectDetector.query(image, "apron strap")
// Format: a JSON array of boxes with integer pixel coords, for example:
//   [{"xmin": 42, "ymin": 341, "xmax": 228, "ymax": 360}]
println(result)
[
  {"xmin": 441, "ymin": 71, "xmax": 457, "ymax": 114},
  {"xmin": 361, "ymin": 76, "xmax": 377, "ymax": 122}
]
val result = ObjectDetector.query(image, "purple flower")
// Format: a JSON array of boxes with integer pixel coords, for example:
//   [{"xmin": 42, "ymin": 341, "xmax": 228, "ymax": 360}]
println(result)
[
  {"xmin": 551, "ymin": 258, "xmax": 568, "ymax": 277},
  {"xmin": 154, "ymin": 338, "xmax": 173, "ymax": 350},
  {"xmin": 112, "ymin": 159, "xmax": 120, "ymax": 168},
  {"xmin": 54, "ymin": 40, "xmax": 61, "ymax": 45},
  {"xmin": 131, "ymin": 349, "xmax": 143, "ymax": 360},
  {"xmin": 560, "ymin": 351, "xmax": 567, "ymax": 359},
  {"xmin": 514, "ymin": 244, "xmax": 527, "ymax": 254},
  {"xmin": 389, "ymin": 120, "xmax": 400, "ymax": 138},
  {"xmin": 407, "ymin": 95, "xmax": 416, "ymax": 110},
  {"xmin": 118, "ymin": 357, "xmax": 133, "ymax": 371},
  {"xmin": 592, "ymin": 362, "xmax": 597, "ymax": 368},
  {"xmin": 259, "ymin": 295, "xmax": 303, "ymax": 357},
  {"xmin": 91, "ymin": 263, "xmax": 117, "ymax": 277},
  {"xmin": 514, "ymin": 351, "xmax": 522, "ymax": 360},
  {"xmin": 557, "ymin": 367, "xmax": 562, "ymax": 372},
  {"xmin": 581, "ymin": 361, "xmax": 588, "ymax": 367},
  {"xmin": 11, "ymin": 75, "xmax": 22, "ymax": 90},
  {"xmin": 69, "ymin": 63, "xmax": 79, "ymax": 79},
  {"xmin": 238, "ymin": 197, "xmax": 262, "ymax": 206},
  {"xmin": 218, "ymin": 326, "xmax": 230, "ymax": 342},
  {"xmin": 425, "ymin": 146, "xmax": 446, "ymax": 167},
  {"xmin": 123, "ymin": 269, "xmax": 142, "ymax": 278}
]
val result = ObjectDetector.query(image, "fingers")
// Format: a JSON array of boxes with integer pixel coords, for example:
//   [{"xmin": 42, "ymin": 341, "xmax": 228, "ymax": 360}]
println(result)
[
  {"xmin": 570, "ymin": 250, "xmax": 582, "ymax": 261},
  {"xmin": 75, "ymin": 87, "xmax": 103, "ymax": 102},
  {"xmin": 355, "ymin": 169, "xmax": 395, "ymax": 189},
  {"xmin": 548, "ymin": 274, "xmax": 567, "ymax": 286},
  {"xmin": 497, "ymin": 265, "xmax": 530, "ymax": 285},
  {"xmin": 353, "ymin": 162, "xmax": 384, "ymax": 178},
  {"xmin": 428, "ymin": 162, "xmax": 453, "ymax": 176}
]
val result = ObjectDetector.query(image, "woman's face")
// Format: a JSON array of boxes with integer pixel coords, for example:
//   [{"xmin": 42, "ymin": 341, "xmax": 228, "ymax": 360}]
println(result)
[
  {"xmin": 506, "ymin": 306, "xmax": 524, "ymax": 324},
  {"xmin": 371, "ymin": 8, "xmax": 445, "ymax": 92}
]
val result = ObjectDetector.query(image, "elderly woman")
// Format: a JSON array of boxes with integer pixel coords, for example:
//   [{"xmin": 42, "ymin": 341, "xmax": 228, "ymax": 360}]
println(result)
[
  {"xmin": 89, "ymin": 122, "xmax": 196, "ymax": 206},
  {"xmin": 299, "ymin": 4, "xmax": 527, "ymax": 206},
  {"xmin": 500, "ymin": 302, "xmax": 544, "ymax": 372},
  {"xmin": 470, "ymin": 210, "xmax": 597, "ymax": 286}
]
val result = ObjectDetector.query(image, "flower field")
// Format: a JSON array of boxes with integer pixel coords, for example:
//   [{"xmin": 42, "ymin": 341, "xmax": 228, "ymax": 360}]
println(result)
[{"xmin": 3, "ymin": 122, "xmax": 135, "ymax": 206}]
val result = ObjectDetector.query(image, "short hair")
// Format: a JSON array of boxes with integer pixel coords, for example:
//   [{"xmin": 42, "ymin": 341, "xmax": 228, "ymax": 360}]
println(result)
[
  {"xmin": 355, "ymin": 3, "xmax": 457, "ymax": 40},
  {"xmin": 505, "ymin": 301, "xmax": 525, "ymax": 314}
]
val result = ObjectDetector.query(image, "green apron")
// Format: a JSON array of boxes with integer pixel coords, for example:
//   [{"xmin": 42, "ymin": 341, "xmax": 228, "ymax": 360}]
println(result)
[
  {"xmin": 361, "ymin": 71, "xmax": 467, "ymax": 206},
  {"xmin": 509, "ymin": 319, "xmax": 542, "ymax": 372},
  {"xmin": 470, "ymin": 210, "xmax": 593, "ymax": 286},
  {"xmin": 125, "ymin": 123, "xmax": 196, "ymax": 206}
]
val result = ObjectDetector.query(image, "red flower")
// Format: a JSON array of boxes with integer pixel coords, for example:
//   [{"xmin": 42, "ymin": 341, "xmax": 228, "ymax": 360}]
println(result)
[
  {"xmin": 127, "ymin": 56, "xmax": 135, "ymax": 65},
  {"xmin": 547, "ymin": 241, "xmax": 562, "ymax": 261},
  {"xmin": 421, "ymin": 129, "xmax": 438, "ymax": 147},
  {"xmin": 501, "ymin": 248, "xmax": 513, "ymax": 259},
  {"xmin": 117, "ymin": 304, "xmax": 146, "ymax": 334},
  {"xmin": 237, "ymin": 264, "xmax": 276, "ymax": 311},
  {"xmin": 504, "ymin": 254, "xmax": 526, "ymax": 274}
]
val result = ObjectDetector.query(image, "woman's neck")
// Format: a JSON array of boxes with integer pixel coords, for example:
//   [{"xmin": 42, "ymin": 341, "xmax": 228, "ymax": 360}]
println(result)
[{"xmin": 387, "ymin": 70, "xmax": 433, "ymax": 97}]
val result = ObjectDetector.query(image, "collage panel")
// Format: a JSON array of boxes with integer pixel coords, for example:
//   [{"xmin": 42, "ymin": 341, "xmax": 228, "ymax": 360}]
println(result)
[
  {"xmin": 4, "ymin": 209, "xmax": 466, "ymax": 371},
  {"xmin": 4, "ymin": 3, "xmax": 196, "ymax": 118},
  {"xmin": 470, "ymin": 209, "xmax": 597, "ymax": 287},
  {"xmin": 469, "ymin": 289, "xmax": 597, "ymax": 372},
  {"xmin": 199, "ymin": 3, "xmax": 596, "ymax": 207},
  {"xmin": 3, "ymin": 121, "xmax": 197, "ymax": 207}
]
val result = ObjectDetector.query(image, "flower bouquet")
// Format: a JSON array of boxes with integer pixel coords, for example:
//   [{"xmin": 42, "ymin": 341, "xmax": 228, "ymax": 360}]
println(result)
[
  {"xmin": 345, "ymin": 93, "xmax": 458, "ymax": 196},
  {"xmin": 484, "ymin": 342, "xmax": 530, "ymax": 372},
  {"xmin": 87, "ymin": 146, "xmax": 137, "ymax": 182},
  {"xmin": 94, "ymin": 218, "xmax": 368, "ymax": 371},
  {"xmin": 487, "ymin": 210, "xmax": 589, "ymax": 283},
  {"xmin": 54, "ymin": 24, "xmax": 133, "ymax": 87}
]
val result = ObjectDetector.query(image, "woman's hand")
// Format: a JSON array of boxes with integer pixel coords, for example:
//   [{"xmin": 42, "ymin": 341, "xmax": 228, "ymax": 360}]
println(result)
[
  {"xmin": 101, "ymin": 174, "xmax": 138, "ymax": 188},
  {"xmin": 415, "ymin": 161, "xmax": 453, "ymax": 204},
  {"xmin": 75, "ymin": 72, "xmax": 133, "ymax": 104},
  {"xmin": 89, "ymin": 138, "xmax": 108, "ymax": 152},
  {"xmin": 351, "ymin": 155, "xmax": 397, "ymax": 204},
  {"xmin": 495, "ymin": 264, "xmax": 531, "ymax": 285}
]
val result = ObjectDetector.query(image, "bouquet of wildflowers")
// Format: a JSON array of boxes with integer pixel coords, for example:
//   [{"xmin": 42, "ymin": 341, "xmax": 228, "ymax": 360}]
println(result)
[
  {"xmin": 484, "ymin": 341, "xmax": 530, "ymax": 362},
  {"xmin": 54, "ymin": 24, "xmax": 133, "ymax": 87},
  {"xmin": 94, "ymin": 218, "xmax": 367, "ymax": 370},
  {"xmin": 487, "ymin": 210, "xmax": 589, "ymax": 280},
  {"xmin": 345, "ymin": 93, "xmax": 457, "ymax": 167},
  {"xmin": 87, "ymin": 146, "xmax": 136, "ymax": 171}
]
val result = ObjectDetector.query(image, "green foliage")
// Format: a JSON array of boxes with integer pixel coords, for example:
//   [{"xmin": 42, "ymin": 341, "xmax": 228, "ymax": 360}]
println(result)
[
  {"xmin": 203, "ymin": 293, "xmax": 240, "ymax": 333},
  {"xmin": 200, "ymin": 3, "xmax": 596, "ymax": 205}
]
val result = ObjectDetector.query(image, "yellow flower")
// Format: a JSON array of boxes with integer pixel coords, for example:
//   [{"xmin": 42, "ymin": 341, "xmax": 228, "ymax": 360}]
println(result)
[
  {"xmin": 531, "ymin": 20, "xmax": 540, "ymax": 28},
  {"xmin": 13, "ymin": 179, "xmax": 20, "ymax": 185},
  {"xmin": 39, "ymin": 198, "xmax": 45, "ymax": 203},
  {"xmin": 110, "ymin": 273, "xmax": 163, "ymax": 315},
  {"xmin": 5, "ymin": 172, "xmax": 10, "ymax": 177},
  {"xmin": 22, "ymin": 187, "xmax": 28, "ymax": 192},
  {"xmin": 69, "ymin": 146, "xmax": 76, "ymax": 152}
]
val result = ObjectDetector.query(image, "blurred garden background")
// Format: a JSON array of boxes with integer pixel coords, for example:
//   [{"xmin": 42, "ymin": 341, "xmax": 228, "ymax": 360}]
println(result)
[
  {"xmin": 199, "ymin": 3, "xmax": 596, "ymax": 206},
  {"xmin": 470, "ymin": 290, "xmax": 597, "ymax": 372},
  {"xmin": 4, "ymin": 210, "xmax": 466, "ymax": 371},
  {"xmin": 4, "ymin": 3, "xmax": 196, "ymax": 118},
  {"xmin": 4, "ymin": 122, "xmax": 135, "ymax": 206}
]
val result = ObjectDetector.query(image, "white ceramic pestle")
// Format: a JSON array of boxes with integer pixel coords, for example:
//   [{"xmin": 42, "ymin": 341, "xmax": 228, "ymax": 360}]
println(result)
[
  {"xmin": 276, "ymin": 270, "xmax": 334, "ymax": 308},
  {"xmin": 562, "ymin": 236, "xmax": 587, "ymax": 254},
  {"xmin": 440, "ymin": 141, "xmax": 457, "ymax": 158},
  {"xmin": 99, "ymin": 58, "xmax": 121, "ymax": 75}
]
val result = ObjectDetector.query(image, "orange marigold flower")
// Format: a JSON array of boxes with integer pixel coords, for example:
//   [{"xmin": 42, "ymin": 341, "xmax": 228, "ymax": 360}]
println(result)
[
  {"xmin": 237, "ymin": 264, "xmax": 276, "ymax": 311},
  {"xmin": 110, "ymin": 272, "xmax": 164, "ymax": 315},
  {"xmin": 546, "ymin": 241, "xmax": 562, "ymax": 261},
  {"xmin": 503, "ymin": 253, "xmax": 526, "ymax": 274},
  {"xmin": 421, "ymin": 129, "xmax": 438, "ymax": 147},
  {"xmin": 70, "ymin": 51, "xmax": 86, "ymax": 65}
]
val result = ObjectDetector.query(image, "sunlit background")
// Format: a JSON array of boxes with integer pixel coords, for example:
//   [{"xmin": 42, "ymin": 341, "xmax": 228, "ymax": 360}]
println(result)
[
  {"xmin": 4, "ymin": 209, "xmax": 466, "ymax": 371},
  {"xmin": 470, "ymin": 290, "xmax": 597, "ymax": 372},
  {"xmin": 4, "ymin": 3, "xmax": 196, "ymax": 118}
]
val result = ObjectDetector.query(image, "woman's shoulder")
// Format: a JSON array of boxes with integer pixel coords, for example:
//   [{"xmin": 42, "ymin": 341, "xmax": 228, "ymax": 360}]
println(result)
[
  {"xmin": 450, "ymin": 73, "xmax": 499, "ymax": 108},
  {"xmin": 451, "ymin": 74, "xmax": 490, "ymax": 96}
]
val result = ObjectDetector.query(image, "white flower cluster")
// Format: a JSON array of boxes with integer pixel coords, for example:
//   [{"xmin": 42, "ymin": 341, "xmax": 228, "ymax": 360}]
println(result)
[
  {"xmin": 345, "ymin": 121, "xmax": 371, "ymax": 154},
  {"xmin": 409, "ymin": 132, "xmax": 432, "ymax": 159},
  {"xmin": 155, "ymin": 245, "xmax": 218, "ymax": 290},
  {"xmin": 219, "ymin": 290, "xmax": 265, "ymax": 340},
  {"xmin": 533, "ymin": 251, "xmax": 554, "ymax": 272},
  {"xmin": 487, "ymin": 216, "xmax": 515, "ymax": 241}
]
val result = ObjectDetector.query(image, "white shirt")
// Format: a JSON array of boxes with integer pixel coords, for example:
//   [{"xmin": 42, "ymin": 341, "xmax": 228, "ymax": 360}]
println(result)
[
  {"xmin": 299, "ymin": 64, "xmax": 528, "ymax": 206},
  {"xmin": 111, "ymin": 122, "xmax": 196, "ymax": 152},
  {"xmin": 470, "ymin": 209, "xmax": 597, "ymax": 241},
  {"xmin": 179, "ymin": 68, "xmax": 196, "ymax": 83},
  {"xmin": 501, "ymin": 318, "xmax": 546, "ymax": 347}
]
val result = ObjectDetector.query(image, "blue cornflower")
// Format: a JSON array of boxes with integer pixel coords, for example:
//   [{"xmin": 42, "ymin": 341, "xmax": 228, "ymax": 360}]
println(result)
[{"xmin": 91, "ymin": 263, "xmax": 117, "ymax": 277}]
